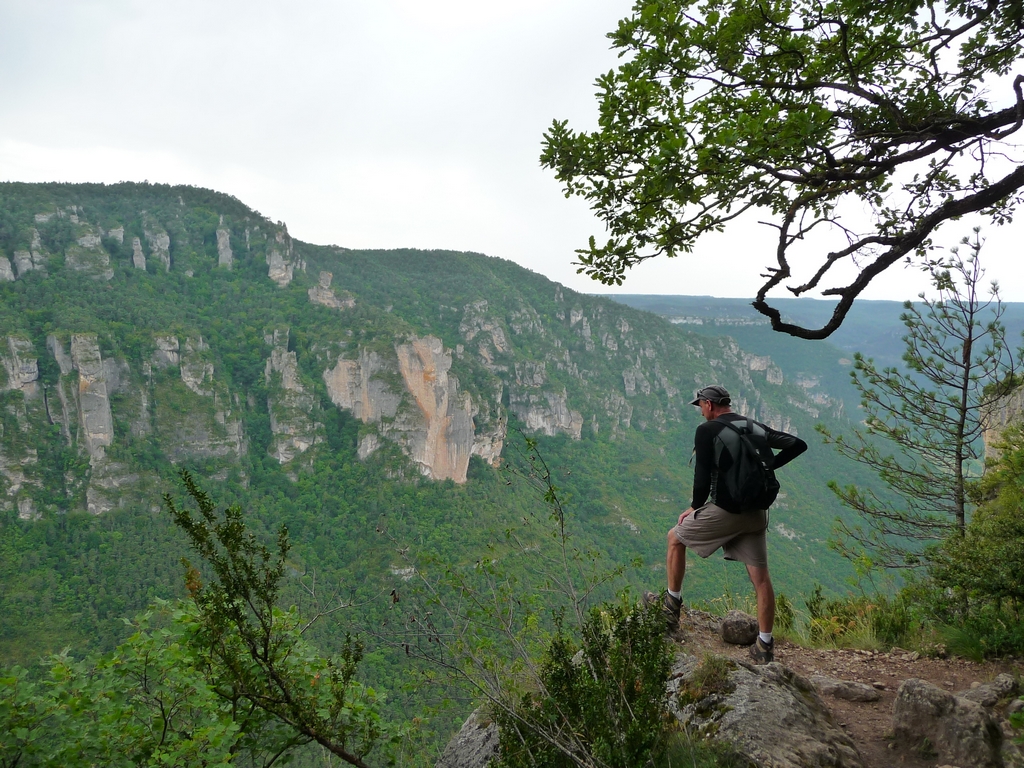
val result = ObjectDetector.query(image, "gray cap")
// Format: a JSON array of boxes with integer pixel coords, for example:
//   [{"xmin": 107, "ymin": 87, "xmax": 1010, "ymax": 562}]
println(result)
[{"xmin": 690, "ymin": 385, "xmax": 731, "ymax": 406}]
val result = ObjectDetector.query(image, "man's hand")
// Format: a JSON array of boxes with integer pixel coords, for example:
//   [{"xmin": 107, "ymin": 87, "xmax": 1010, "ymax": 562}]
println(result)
[{"xmin": 678, "ymin": 507, "xmax": 695, "ymax": 525}]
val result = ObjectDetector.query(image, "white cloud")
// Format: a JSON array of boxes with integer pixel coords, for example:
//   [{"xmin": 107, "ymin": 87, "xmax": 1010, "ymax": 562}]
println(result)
[{"xmin": 1, "ymin": 0, "xmax": 1021, "ymax": 304}]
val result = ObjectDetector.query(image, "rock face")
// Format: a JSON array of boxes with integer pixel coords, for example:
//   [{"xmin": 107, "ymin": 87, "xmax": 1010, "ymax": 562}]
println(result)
[
  {"xmin": 217, "ymin": 227, "xmax": 233, "ymax": 268},
  {"xmin": 892, "ymin": 678, "xmax": 1010, "ymax": 768},
  {"xmin": 2, "ymin": 336, "xmax": 40, "ymax": 397},
  {"xmin": 151, "ymin": 335, "xmax": 180, "ymax": 368},
  {"xmin": 669, "ymin": 655, "xmax": 865, "ymax": 768},
  {"xmin": 144, "ymin": 217, "xmax": 171, "ymax": 271},
  {"xmin": 323, "ymin": 348, "xmax": 402, "ymax": 424},
  {"xmin": 266, "ymin": 227, "xmax": 304, "ymax": 287},
  {"xmin": 64, "ymin": 225, "xmax": 114, "ymax": 280},
  {"xmin": 131, "ymin": 237, "xmax": 147, "ymax": 270},
  {"xmin": 323, "ymin": 336, "xmax": 482, "ymax": 483},
  {"xmin": 435, "ymin": 710, "xmax": 499, "ymax": 768},
  {"xmin": 180, "ymin": 337, "xmax": 215, "ymax": 396},
  {"xmin": 509, "ymin": 387, "xmax": 583, "ymax": 439},
  {"xmin": 308, "ymin": 271, "xmax": 354, "ymax": 309},
  {"xmin": 394, "ymin": 336, "xmax": 476, "ymax": 483},
  {"xmin": 0, "ymin": 256, "xmax": 14, "ymax": 282},
  {"xmin": 69, "ymin": 335, "xmax": 115, "ymax": 461},
  {"xmin": 265, "ymin": 329, "xmax": 322, "ymax": 464},
  {"xmin": 982, "ymin": 383, "xmax": 1024, "ymax": 458}
]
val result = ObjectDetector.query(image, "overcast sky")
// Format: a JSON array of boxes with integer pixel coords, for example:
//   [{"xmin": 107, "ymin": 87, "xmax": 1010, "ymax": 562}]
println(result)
[{"xmin": 2, "ymin": 0, "xmax": 1022, "ymax": 305}]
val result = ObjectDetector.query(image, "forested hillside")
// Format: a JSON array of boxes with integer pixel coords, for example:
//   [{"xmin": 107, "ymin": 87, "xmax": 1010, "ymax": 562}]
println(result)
[{"xmin": 0, "ymin": 181, "xmax": 879, "ymax": 718}]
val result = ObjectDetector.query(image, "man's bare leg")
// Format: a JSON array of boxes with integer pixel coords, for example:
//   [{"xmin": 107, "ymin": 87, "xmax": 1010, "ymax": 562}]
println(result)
[
  {"xmin": 667, "ymin": 528, "xmax": 687, "ymax": 593},
  {"xmin": 745, "ymin": 564, "xmax": 775, "ymax": 633}
]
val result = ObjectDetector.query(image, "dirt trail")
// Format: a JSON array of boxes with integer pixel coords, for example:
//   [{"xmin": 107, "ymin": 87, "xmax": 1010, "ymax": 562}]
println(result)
[{"xmin": 676, "ymin": 609, "xmax": 1023, "ymax": 768}]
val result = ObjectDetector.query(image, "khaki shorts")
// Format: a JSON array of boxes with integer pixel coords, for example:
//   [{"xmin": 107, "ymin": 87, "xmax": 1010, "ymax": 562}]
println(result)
[{"xmin": 672, "ymin": 502, "xmax": 769, "ymax": 569}]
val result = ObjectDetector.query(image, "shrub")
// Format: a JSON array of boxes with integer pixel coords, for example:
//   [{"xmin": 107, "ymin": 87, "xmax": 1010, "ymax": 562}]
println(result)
[{"xmin": 495, "ymin": 597, "xmax": 673, "ymax": 768}]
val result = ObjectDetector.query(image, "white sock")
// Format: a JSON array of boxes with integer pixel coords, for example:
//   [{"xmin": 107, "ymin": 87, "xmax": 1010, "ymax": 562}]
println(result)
[
  {"xmin": 668, "ymin": 589, "xmax": 681, "ymax": 600},
  {"xmin": 759, "ymin": 632, "xmax": 773, "ymax": 644}
]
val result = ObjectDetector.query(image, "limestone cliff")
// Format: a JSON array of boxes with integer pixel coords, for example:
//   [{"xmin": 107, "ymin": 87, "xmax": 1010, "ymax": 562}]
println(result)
[
  {"xmin": 180, "ymin": 337, "xmax": 215, "ymax": 397},
  {"xmin": 69, "ymin": 334, "xmax": 114, "ymax": 461},
  {"xmin": 982, "ymin": 382, "xmax": 1024, "ymax": 458},
  {"xmin": 394, "ymin": 336, "xmax": 476, "ymax": 483},
  {"xmin": 217, "ymin": 221, "xmax": 233, "ymax": 268},
  {"xmin": 131, "ymin": 237, "xmax": 146, "ymax": 270},
  {"xmin": 265, "ymin": 329, "xmax": 323, "ymax": 464},
  {"xmin": 266, "ymin": 227, "xmax": 305, "ymax": 287},
  {"xmin": 323, "ymin": 335, "xmax": 503, "ymax": 482},
  {"xmin": 1, "ymin": 336, "xmax": 40, "ymax": 396},
  {"xmin": 13, "ymin": 229, "xmax": 49, "ymax": 277},
  {"xmin": 308, "ymin": 271, "xmax": 354, "ymax": 309},
  {"xmin": 323, "ymin": 348, "xmax": 401, "ymax": 423},
  {"xmin": 143, "ymin": 216, "xmax": 171, "ymax": 272},
  {"xmin": 64, "ymin": 225, "xmax": 114, "ymax": 280}
]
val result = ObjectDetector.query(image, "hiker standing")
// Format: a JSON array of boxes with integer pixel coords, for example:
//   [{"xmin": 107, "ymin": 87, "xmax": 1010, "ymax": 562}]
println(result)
[{"xmin": 647, "ymin": 385, "xmax": 806, "ymax": 663}]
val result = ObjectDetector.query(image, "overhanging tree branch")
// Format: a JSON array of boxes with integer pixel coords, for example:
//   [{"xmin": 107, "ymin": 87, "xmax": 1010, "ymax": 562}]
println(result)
[{"xmin": 543, "ymin": 0, "xmax": 1024, "ymax": 337}]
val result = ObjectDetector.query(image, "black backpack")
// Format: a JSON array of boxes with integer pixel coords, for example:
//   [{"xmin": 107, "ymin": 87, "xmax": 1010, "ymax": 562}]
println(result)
[{"xmin": 713, "ymin": 417, "xmax": 781, "ymax": 513}]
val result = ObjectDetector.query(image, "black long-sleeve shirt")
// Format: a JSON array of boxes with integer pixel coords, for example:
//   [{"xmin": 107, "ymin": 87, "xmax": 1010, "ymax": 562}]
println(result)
[{"xmin": 691, "ymin": 413, "xmax": 807, "ymax": 511}]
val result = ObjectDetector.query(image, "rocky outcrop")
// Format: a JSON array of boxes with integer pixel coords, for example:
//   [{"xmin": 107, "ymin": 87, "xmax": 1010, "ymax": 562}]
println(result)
[
  {"xmin": 323, "ymin": 348, "xmax": 401, "ymax": 423},
  {"xmin": 180, "ymin": 337, "xmax": 215, "ymax": 396},
  {"xmin": 892, "ymin": 678, "xmax": 1013, "ymax": 768},
  {"xmin": 323, "ymin": 336, "xmax": 501, "ymax": 482},
  {"xmin": 217, "ymin": 226, "xmax": 233, "ymax": 269},
  {"xmin": 144, "ymin": 217, "xmax": 171, "ymax": 272},
  {"xmin": 669, "ymin": 655, "xmax": 865, "ymax": 768},
  {"xmin": 460, "ymin": 300, "xmax": 511, "ymax": 366},
  {"xmin": 106, "ymin": 226, "xmax": 124, "ymax": 244},
  {"xmin": 65, "ymin": 226, "xmax": 114, "ymax": 280},
  {"xmin": 151, "ymin": 335, "xmax": 180, "ymax": 368},
  {"xmin": 435, "ymin": 710, "xmax": 498, "ymax": 768},
  {"xmin": 13, "ymin": 231, "xmax": 48, "ymax": 278},
  {"xmin": 509, "ymin": 387, "xmax": 582, "ymax": 439},
  {"xmin": 394, "ymin": 336, "xmax": 476, "ymax": 483},
  {"xmin": 1, "ymin": 336, "xmax": 40, "ymax": 397},
  {"xmin": 308, "ymin": 271, "xmax": 354, "ymax": 309},
  {"xmin": 810, "ymin": 676, "xmax": 882, "ymax": 702},
  {"xmin": 265, "ymin": 329, "xmax": 322, "ymax": 464},
  {"xmin": 439, "ymin": 655, "xmax": 867, "ymax": 768},
  {"xmin": 69, "ymin": 335, "xmax": 115, "ymax": 461},
  {"xmin": 982, "ymin": 383, "xmax": 1024, "ymax": 459},
  {"xmin": 0, "ymin": 256, "xmax": 14, "ymax": 282},
  {"xmin": 958, "ymin": 673, "xmax": 1019, "ymax": 709},
  {"xmin": 131, "ymin": 237, "xmax": 146, "ymax": 270},
  {"xmin": 266, "ymin": 227, "xmax": 304, "ymax": 287}
]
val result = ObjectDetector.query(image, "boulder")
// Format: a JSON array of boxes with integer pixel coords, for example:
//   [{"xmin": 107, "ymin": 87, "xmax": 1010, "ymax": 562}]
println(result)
[
  {"xmin": 719, "ymin": 610, "xmax": 758, "ymax": 645},
  {"xmin": 958, "ymin": 674, "xmax": 1019, "ymax": 709},
  {"xmin": 892, "ymin": 678, "xmax": 1005, "ymax": 768},
  {"xmin": 669, "ymin": 654, "xmax": 864, "ymax": 767},
  {"xmin": 811, "ymin": 675, "xmax": 882, "ymax": 702},
  {"xmin": 435, "ymin": 709, "xmax": 498, "ymax": 768}
]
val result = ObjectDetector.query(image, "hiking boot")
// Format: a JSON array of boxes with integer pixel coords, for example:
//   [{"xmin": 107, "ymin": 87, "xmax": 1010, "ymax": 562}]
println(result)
[
  {"xmin": 643, "ymin": 591, "xmax": 682, "ymax": 631},
  {"xmin": 749, "ymin": 636, "xmax": 774, "ymax": 664}
]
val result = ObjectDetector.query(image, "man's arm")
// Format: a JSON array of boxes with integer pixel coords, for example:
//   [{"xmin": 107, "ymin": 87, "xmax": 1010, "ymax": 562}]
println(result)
[
  {"xmin": 690, "ymin": 422, "xmax": 715, "ymax": 508},
  {"xmin": 765, "ymin": 426, "xmax": 807, "ymax": 470}
]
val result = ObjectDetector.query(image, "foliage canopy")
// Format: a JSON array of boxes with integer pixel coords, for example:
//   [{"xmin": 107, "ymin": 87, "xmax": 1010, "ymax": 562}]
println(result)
[{"xmin": 542, "ymin": 0, "xmax": 1024, "ymax": 338}]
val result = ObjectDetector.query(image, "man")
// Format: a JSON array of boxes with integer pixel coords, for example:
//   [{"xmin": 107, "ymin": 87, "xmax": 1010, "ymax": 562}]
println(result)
[{"xmin": 646, "ymin": 385, "xmax": 806, "ymax": 663}]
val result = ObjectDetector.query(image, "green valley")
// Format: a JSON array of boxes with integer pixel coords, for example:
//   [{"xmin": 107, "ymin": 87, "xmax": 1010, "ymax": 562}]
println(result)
[{"xmin": 0, "ymin": 181, "xmax": 895, "ymax": 752}]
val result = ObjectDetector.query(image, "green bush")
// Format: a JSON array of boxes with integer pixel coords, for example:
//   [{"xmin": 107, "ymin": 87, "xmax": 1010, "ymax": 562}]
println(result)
[
  {"xmin": 495, "ymin": 597, "xmax": 673, "ymax": 768},
  {"xmin": 775, "ymin": 593, "xmax": 795, "ymax": 633}
]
